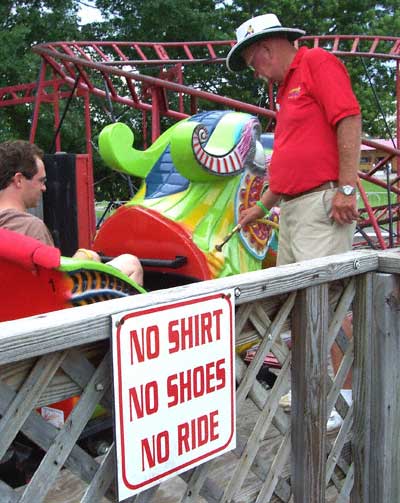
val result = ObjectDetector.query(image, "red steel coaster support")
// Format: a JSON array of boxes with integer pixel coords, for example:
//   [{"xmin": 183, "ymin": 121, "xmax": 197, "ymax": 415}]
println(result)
[
  {"xmin": 1, "ymin": 35, "xmax": 400, "ymax": 248},
  {"xmin": 29, "ymin": 62, "xmax": 47, "ymax": 144},
  {"xmin": 52, "ymin": 70, "xmax": 61, "ymax": 152},
  {"xmin": 397, "ymin": 60, "xmax": 400, "ymax": 239}
]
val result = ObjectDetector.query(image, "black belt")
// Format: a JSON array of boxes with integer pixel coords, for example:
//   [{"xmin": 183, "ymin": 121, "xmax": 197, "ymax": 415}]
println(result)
[{"xmin": 280, "ymin": 181, "xmax": 338, "ymax": 202}]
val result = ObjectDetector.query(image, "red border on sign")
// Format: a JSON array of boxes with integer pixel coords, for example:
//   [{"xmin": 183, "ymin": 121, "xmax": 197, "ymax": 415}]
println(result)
[{"xmin": 115, "ymin": 292, "xmax": 235, "ymax": 491}]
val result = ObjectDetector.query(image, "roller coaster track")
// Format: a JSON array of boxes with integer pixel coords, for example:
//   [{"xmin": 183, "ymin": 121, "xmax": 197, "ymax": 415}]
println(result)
[
  {"xmin": 1, "ymin": 35, "xmax": 399, "ymax": 119},
  {"xmin": 1, "ymin": 35, "xmax": 400, "ymax": 248}
]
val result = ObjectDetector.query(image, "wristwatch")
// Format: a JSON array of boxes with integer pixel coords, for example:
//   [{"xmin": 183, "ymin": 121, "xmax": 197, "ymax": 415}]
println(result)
[{"xmin": 338, "ymin": 185, "xmax": 356, "ymax": 196}]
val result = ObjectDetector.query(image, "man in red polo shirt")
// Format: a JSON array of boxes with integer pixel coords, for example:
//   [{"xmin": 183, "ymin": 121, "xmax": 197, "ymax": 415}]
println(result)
[
  {"xmin": 227, "ymin": 13, "xmax": 361, "ymax": 265},
  {"xmin": 227, "ymin": 14, "xmax": 359, "ymax": 418}
]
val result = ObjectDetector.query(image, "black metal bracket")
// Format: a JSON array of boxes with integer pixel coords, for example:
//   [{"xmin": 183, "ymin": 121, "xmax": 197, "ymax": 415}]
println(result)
[{"xmin": 100, "ymin": 254, "xmax": 187, "ymax": 269}]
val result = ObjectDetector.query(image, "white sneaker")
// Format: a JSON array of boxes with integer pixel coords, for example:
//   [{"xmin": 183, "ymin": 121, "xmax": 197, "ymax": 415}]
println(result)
[
  {"xmin": 327, "ymin": 410, "xmax": 343, "ymax": 432},
  {"xmin": 279, "ymin": 390, "xmax": 344, "ymax": 432},
  {"xmin": 278, "ymin": 390, "xmax": 292, "ymax": 412},
  {"xmin": 340, "ymin": 389, "xmax": 353, "ymax": 406}
]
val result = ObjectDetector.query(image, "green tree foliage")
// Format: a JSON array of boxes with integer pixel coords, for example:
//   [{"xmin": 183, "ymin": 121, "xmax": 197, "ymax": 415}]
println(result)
[
  {"xmin": 91, "ymin": 0, "xmax": 400, "ymax": 137},
  {"xmin": 0, "ymin": 1, "xmax": 82, "ymax": 145},
  {"xmin": 0, "ymin": 1, "xmax": 130, "ymax": 199}
]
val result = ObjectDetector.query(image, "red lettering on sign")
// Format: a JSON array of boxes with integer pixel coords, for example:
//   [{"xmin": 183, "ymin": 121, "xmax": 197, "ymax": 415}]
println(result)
[
  {"xmin": 212, "ymin": 309, "xmax": 222, "ymax": 341},
  {"xmin": 167, "ymin": 359, "xmax": 226, "ymax": 407},
  {"xmin": 141, "ymin": 430, "xmax": 170, "ymax": 470},
  {"xmin": 201, "ymin": 312, "xmax": 212, "ymax": 344},
  {"xmin": 129, "ymin": 381, "xmax": 159, "ymax": 420},
  {"xmin": 192, "ymin": 366, "xmax": 205, "ymax": 398},
  {"xmin": 168, "ymin": 309, "xmax": 224, "ymax": 353},
  {"xmin": 215, "ymin": 358, "xmax": 226, "ymax": 390},
  {"xmin": 177, "ymin": 410, "xmax": 219, "ymax": 455},
  {"xmin": 130, "ymin": 325, "xmax": 160, "ymax": 364}
]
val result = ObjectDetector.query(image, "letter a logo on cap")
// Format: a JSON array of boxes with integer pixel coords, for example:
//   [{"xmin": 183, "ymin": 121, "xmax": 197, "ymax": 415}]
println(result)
[{"xmin": 245, "ymin": 25, "xmax": 254, "ymax": 37}]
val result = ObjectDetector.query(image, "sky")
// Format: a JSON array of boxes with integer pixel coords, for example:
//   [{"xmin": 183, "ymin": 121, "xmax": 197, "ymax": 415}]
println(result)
[{"xmin": 78, "ymin": 1, "xmax": 104, "ymax": 25}]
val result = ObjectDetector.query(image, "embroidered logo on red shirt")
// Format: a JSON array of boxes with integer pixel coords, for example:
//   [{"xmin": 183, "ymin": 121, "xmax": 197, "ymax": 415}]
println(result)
[{"xmin": 288, "ymin": 86, "xmax": 301, "ymax": 99}]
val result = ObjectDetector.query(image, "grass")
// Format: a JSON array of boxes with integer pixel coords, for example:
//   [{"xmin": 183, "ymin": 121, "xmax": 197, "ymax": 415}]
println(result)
[{"xmin": 359, "ymin": 179, "xmax": 397, "ymax": 208}]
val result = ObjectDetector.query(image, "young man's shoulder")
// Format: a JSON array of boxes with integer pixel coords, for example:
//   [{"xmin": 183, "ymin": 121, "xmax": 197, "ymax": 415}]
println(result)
[
  {"xmin": 0, "ymin": 208, "xmax": 54, "ymax": 246},
  {"xmin": 0, "ymin": 207, "xmax": 39, "ymax": 222}
]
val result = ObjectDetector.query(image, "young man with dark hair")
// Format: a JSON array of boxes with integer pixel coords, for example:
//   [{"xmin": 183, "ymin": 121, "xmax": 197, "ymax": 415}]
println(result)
[
  {"xmin": 0, "ymin": 140, "xmax": 54, "ymax": 245},
  {"xmin": 0, "ymin": 140, "xmax": 143, "ymax": 285}
]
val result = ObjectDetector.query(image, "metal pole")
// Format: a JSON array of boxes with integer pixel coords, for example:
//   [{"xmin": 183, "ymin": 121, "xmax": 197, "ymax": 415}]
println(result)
[
  {"xmin": 29, "ymin": 61, "xmax": 47, "ymax": 144},
  {"xmin": 52, "ymin": 70, "xmax": 61, "ymax": 152}
]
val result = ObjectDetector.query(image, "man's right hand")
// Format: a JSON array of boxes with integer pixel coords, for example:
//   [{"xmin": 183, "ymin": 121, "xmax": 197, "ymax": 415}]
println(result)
[{"xmin": 238, "ymin": 205, "xmax": 265, "ymax": 227}]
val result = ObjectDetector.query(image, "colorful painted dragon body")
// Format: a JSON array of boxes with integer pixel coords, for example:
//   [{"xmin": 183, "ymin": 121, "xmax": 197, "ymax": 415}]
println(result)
[
  {"xmin": 0, "ymin": 111, "xmax": 278, "ymax": 321},
  {"xmin": 94, "ymin": 110, "xmax": 278, "ymax": 286}
]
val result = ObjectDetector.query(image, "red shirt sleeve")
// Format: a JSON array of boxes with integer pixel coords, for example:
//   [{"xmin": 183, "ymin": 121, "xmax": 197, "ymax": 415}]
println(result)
[{"xmin": 302, "ymin": 49, "xmax": 361, "ymax": 126}]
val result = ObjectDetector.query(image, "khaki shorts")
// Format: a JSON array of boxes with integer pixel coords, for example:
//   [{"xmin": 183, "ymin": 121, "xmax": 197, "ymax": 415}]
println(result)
[{"xmin": 277, "ymin": 188, "xmax": 356, "ymax": 266}]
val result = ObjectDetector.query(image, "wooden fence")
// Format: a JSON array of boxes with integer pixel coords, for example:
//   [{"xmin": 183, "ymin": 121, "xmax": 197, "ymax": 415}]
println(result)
[{"xmin": 1, "ymin": 249, "xmax": 399, "ymax": 503}]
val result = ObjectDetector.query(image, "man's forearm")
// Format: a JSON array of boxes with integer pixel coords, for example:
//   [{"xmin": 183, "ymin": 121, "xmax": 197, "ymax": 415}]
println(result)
[
  {"xmin": 260, "ymin": 188, "xmax": 281, "ymax": 209},
  {"xmin": 336, "ymin": 114, "xmax": 362, "ymax": 186},
  {"xmin": 238, "ymin": 188, "xmax": 280, "ymax": 226}
]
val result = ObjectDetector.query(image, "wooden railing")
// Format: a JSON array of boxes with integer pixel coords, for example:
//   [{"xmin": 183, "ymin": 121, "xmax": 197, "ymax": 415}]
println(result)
[{"xmin": 1, "ymin": 248, "xmax": 399, "ymax": 502}]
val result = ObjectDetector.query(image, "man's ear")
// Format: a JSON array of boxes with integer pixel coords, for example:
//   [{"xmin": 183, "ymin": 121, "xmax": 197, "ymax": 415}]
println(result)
[
  {"xmin": 261, "ymin": 41, "xmax": 272, "ymax": 58},
  {"xmin": 13, "ymin": 172, "xmax": 24, "ymax": 187}
]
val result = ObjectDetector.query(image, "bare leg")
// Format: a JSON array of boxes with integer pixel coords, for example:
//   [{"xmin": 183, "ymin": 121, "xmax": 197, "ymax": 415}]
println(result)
[{"xmin": 107, "ymin": 254, "xmax": 144, "ymax": 286}]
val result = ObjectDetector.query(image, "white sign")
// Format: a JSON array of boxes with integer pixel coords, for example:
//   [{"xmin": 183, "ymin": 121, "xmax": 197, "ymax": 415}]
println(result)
[{"xmin": 112, "ymin": 291, "xmax": 236, "ymax": 501}]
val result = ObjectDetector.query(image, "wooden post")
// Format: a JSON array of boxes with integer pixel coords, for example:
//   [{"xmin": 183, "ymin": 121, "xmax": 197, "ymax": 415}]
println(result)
[
  {"xmin": 354, "ymin": 272, "xmax": 400, "ymax": 503},
  {"xmin": 291, "ymin": 284, "xmax": 328, "ymax": 503},
  {"xmin": 352, "ymin": 273, "xmax": 373, "ymax": 502}
]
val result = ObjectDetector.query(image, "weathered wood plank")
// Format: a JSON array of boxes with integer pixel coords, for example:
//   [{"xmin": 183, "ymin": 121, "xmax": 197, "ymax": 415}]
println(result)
[
  {"xmin": 327, "ymin": 278, "xmax": 355, "ymax": 351},
  {"xmin": 368, "ymin": 273, "xmax": 400, "ymax": 503},
  {"xmin": 235, "ymin": 302, "xmax": 255, "ymax": 338},
  {"xmin": 0, "ymin": 380, "xmax": 112, "ymax": 498},
  {"xmin": 81, "ymin": 445, "xmax": 115, "ymax": 503},
  {"xmin": 236, "ymin": 293, "xmax": 295, "ymax": 408},
  {"xmin": 352, "ymin": 272, "xmax": 373, "ymax": 503},
  {"xmin": 0, "ymin": 360, "xmax": 81, "ymax": 407},
  {"xmin": 376, "ymin": 249, "xmax": 400, "ymax": 273},
  {"xmin": 133, "ymin": 485, "xmax": 160, "ymax": 502},
  {"xmin": 235, "ymin": 354, "xmax": 290, "ymax": 434},
  {"xmin": 0, "ymin": 251, "xmax": 378, "ymax": 365},
  {"xmin": 325, "ymin": 404, "xmax": 353, "ymax": 485},
  {"xmin": 0, "ymin": 343, "xmax": 108, "ymax": 407},
  {"xmin": 221, "ymin": 356, "xmax": 291, "ymax": 501},
  {"xmin": 3, "ymin": 252, "xmax": 400, "ymax": 503},
  {"xmin": 0, "ymin": 480, "xmax": 18, "ymax": 503},
  {"xmin": 61, "ymin": 348, "xmax": 113, "ymax": 410},
  {"xmin": 180, "ymin": 466, "xmax": 210, "ymax": 503},
  {"xmin": 336, "ymin": 462, "xmax": 354, "ymax": 503},
  {"xmin": 19, "ymin": 354, "xmax": 111, "ymax": 503},
  {"xmin": 254, "ymin": 430, "xmax": 291, "ymax": 503},
  {"xmin": 326, "ymin": 340, "xmax": 353, "ymax": 414},
  {"xmin": 291, "ymin": 284, "xmax": 328, "ymax": 503},
  {"xmin": 0, "ymin": 351, "xmax": 66, "ymax": 461}
]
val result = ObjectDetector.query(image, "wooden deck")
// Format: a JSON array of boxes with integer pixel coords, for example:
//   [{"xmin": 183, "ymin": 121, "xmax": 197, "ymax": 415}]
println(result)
[
  {"xmin": 44, "ymin": 397, "xmax": 348, "ymax": 503},
  {"xmin": 1, "ymin": 249, "xmax": 400, "ymax": 503}
]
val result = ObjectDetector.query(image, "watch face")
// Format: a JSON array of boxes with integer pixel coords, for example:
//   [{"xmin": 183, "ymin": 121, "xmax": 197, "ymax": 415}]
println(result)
[{"xmin": 340, "ymin": 185, "xmax": 355, "ymax": 196}]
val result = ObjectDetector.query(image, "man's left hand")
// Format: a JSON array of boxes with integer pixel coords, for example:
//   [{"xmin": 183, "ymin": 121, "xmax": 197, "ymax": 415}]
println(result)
[{"xmin": 330, "ymin": 191, "xmax": 358, "ymax": 225}]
